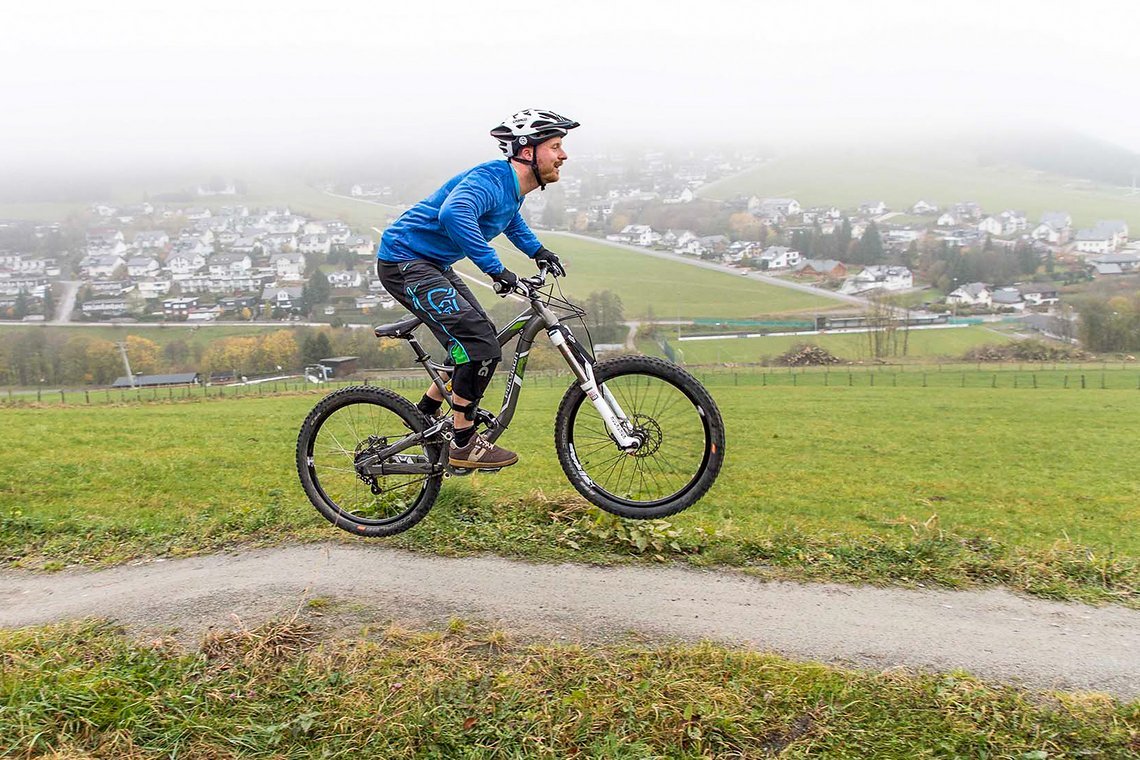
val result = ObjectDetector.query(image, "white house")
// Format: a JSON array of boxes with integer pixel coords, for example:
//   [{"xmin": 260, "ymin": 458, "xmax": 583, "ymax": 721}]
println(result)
[
  {"xmin": 936, "ymin": 212, "xmax": 960, "ymax": 227},
  {"xmin": 126, "ymin": 256, "xmax": 161, "ymax": 278},
  {"xmin": 1033, "ymin": 212, "xmax": 1072, "ymax": 244},
  {"xmin": 327, "ymin": 270, "xmax": 364, "ymax": 289},
  {"xmin": 166, "ymin": 252, "xmax": 207, "ymax": 276},
  {"xmin": 262, "ymin": 285, "xmax": 304, "ymax": 310},
  {"xmin": 1032, "ymin": 222, "xmax": 1065, "ymax": 244},
  {"xmin": 1018, "ymin": 283, "xmax": 1060, "ymax": 306},
  {"xmin": 1075, "ymin": 227, "xmax": 1115, "ymax": 254},
  {"xmin": 607, "ymin": 224, "xmax": 659, "ymax": 247},
  {"xmin": 298, "ymin": 234, "xmax": 331, "ymax": 255},
  {"xmin": 207, "ymin": 253, "xmax": 253, "ymax": 278},
  {"xmin": 975, "ymin": 215, "xmax": 1012, "ymax": 235},
  {"xmin": 136, "ymin": 277, "xmax": 173, "ymax": 297},
  {"xmin": 325, "ymin": 221, "xmax": 352, "ymax": 244},
  {"xmin": 859, "ymin": 200, "xmax": 888, "ymax": 216},
  {"xmin": 839, "ymin": 265, "xmax": 913, "ymax": 294},
  {"xmin": 946, "ymin": 282, "xmax": 992, "ymax": 307},
  {"xmin": 911, "ymin": 200, "xmax": 938, "ymax": 214},
  {"xmin": 757, "ymin": 246, "xmax": 802, "ymax": 270},
  {"xmin": 343, "ymin": 235, "xmax": 375, "ymax": 256},
  {"xmin": 84, "ymin": 255, "xmax": 125, "ymax": 279},
  {"xmin": 270, "ymin": 252, "xmax": 306, "ymax": 280}
]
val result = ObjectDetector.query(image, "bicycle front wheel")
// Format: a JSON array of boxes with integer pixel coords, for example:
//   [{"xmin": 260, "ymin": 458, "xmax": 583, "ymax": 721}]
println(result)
[
  {"xmin": 296, "ymin": 385, "xmax": 442, "ymax": 537},
  {"xmin": 554, "ymin": 356, "xmax": 725, "ymax": 519}
]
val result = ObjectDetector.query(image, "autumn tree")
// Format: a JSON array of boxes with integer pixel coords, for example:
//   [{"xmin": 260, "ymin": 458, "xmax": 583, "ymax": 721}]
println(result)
[{"xmin": 125, "ymin": 335, "xmax": 161, "ymax": 375}]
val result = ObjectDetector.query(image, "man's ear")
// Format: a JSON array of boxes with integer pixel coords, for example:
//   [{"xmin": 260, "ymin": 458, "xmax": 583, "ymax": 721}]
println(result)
[{"xmin": 518, "ymin": 146, "xmax": 534, "ymax": 162}]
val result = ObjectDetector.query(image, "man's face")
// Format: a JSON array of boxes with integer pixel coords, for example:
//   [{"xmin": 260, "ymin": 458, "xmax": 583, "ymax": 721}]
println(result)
[{"xmin": 531, "ymin": 137, "xmax": 567, "ymax": 184}]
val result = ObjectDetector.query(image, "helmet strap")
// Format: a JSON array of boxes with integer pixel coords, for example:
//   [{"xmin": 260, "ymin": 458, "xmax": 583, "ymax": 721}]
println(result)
[{"xmin": 510, "ymin": 145, "xmax": 546, "ymax": 191}]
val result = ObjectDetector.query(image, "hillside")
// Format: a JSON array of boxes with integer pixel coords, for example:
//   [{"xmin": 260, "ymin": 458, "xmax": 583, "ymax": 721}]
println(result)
[{"xmin": 700, "ymin": 138, "xmax": 1140, "ymax": 230}]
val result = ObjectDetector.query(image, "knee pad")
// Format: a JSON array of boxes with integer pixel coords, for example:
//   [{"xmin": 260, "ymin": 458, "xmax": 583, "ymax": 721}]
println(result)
[{"xmin": 452, "ymin": 358, "xmax": 499, "ymax": 407}]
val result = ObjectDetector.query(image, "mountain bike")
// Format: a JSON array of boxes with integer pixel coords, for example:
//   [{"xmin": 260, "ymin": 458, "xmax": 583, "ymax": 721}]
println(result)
[{"xmin": 296, "ymin": 264, "xmax": 725, "ymax": 537}]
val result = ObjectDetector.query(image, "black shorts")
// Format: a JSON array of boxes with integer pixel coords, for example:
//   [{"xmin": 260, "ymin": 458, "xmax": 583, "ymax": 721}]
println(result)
[{"xmin": 376, "ymin": 260, "xmax": 501, "ymax": 364}]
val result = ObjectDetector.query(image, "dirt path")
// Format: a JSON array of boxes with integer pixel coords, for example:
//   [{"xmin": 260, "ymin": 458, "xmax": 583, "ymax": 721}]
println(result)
[{"xmin": 2, "ymin": 544, "xmax": 1137, "ymax": 699}]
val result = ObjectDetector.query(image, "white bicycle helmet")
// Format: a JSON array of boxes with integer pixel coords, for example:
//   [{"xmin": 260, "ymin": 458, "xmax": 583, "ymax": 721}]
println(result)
[{"xmin": 490, "ymin": 108, "xmax": 580, "ymax": 158}]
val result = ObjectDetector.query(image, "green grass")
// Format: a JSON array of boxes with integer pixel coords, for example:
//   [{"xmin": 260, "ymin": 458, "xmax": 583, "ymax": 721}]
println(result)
[
  {"xmin": 2, "ymin": 377, "xmax": 1138, "ymax": 604},
  {"xmin": 2, "ymin": 619, "xmax": 1135, "ymax": 758},
  {"xmin": 656, "ymin": 325, "xmax": 1015, "ymax": 364},
  {"xmin": 700, "ymin": 149, "xmax": 1140, "ymax": 231},
  {"xmin": 455, "ymin": 232, "xmax": 842, "ymax": 320}
]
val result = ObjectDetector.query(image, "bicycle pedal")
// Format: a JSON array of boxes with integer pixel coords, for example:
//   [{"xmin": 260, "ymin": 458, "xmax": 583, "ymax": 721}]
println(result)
[{"xmin": 447, "ymin": 466, "xmax": 474, "ymax": 477}]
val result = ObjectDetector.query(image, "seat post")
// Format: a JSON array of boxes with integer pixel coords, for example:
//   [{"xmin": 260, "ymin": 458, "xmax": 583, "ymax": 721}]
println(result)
[{"xmin": 407, "ymin": 336, "xmax": 431, "ymax": 362}]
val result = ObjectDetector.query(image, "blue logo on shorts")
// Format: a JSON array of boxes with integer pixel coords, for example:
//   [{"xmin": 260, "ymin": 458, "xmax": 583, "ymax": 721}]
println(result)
[{"xmin": 426, "ymin": 287, "xmax": 460, "ymax": 315}]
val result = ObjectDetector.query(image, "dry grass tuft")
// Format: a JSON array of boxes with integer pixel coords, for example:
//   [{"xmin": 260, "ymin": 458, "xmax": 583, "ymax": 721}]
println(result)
[{"xmin": 200, "ymin": 612, "xmax": 318, "ymax": 664}]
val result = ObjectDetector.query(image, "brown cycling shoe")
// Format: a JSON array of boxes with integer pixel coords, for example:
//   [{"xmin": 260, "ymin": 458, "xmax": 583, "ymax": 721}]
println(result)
[{"xmin": 449, "ymin": 431, "xmax": 519, "ymax": 469}]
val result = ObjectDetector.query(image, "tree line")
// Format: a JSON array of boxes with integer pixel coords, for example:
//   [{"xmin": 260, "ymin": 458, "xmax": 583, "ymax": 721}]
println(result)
[
  {"xmin": 0, "ymin": 327, "xmax": 413, "ymax": 387},
  {"xmin": 0, "ymin": 289, "xmax": 626, "ymax": 386}
]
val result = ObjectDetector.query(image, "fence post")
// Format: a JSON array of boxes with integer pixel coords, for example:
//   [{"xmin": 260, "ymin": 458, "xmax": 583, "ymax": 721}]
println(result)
[
  {"xmin": 85, "ymin": 390, "xmax": 90, "ymax": 404},
  {"xmin": 922, "ymin": 373, "xmax": 927, "ymax": 388},
  {"xmin": 1080, "ymin": 374, "xmax": 1086, "ymax": 389}
]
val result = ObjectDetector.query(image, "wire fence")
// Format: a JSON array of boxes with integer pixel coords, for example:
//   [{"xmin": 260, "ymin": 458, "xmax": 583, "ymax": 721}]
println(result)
[{"xmin": 4, "ymin": 362, "xmax": 1140, "ymax": 407}]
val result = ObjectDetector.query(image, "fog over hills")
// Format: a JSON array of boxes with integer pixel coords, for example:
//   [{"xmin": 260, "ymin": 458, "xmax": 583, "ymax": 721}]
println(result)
[{"xmin": 3, "ymin": 0, "xmax": 1138, "ymax": 198}]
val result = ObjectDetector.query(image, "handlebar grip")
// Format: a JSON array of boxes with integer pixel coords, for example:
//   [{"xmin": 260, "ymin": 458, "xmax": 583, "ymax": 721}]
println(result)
[{"xmin": 493, "ymin": 280, "xmax": 509, "ymax": 295}]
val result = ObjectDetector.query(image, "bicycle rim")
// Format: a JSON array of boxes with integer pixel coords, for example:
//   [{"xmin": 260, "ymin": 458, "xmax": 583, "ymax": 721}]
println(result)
[
  {"xmin": 566, "ymin": 372, "xmax": 711, "ymax": 508},
  {"xmin": 306, "ymin": 399, "xmax": 434, "ymax": 526}
]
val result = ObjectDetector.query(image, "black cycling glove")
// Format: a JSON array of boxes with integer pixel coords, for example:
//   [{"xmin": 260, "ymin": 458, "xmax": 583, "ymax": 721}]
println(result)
[
  {"xmin": 533, "ymin": 246, "xmax": 566, "ymax": 277},
  {"xmin": 490, "ymin": 268, "xmax": 518, "ymax": 297}
]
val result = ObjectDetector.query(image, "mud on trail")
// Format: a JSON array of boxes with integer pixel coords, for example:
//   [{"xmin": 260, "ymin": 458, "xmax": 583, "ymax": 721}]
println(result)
[{"xmin": 1, "ymin": 543, "xmax": 1137, "ymax": 700}]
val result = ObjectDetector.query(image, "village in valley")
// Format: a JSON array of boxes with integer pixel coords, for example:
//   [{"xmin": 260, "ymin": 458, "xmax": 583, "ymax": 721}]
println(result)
[{"xmin": 0, "ymin": 149, "xmax": 1136, "ymax": 339}]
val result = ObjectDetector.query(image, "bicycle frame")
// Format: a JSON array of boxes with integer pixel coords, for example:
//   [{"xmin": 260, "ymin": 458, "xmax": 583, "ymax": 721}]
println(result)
[{"xmin": 358, "ymin": 277, "xmax": 641, "ymax": 478}]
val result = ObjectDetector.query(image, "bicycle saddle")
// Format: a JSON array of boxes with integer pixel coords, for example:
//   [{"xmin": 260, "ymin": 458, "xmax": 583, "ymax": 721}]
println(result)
[{"xmin": 373, "ymin": 315, "xmax": 422, "ymax": 339}]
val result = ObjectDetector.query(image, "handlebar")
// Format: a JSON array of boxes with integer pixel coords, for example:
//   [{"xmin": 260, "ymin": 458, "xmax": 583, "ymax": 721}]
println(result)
[{"xmin": 493, "ymin": 261, "xmax": 557, "ymax": 298}]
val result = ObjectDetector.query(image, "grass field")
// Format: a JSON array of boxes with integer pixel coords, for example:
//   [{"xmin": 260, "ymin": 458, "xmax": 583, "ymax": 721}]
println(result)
[
  {"xmin": 653, "ymin": 324, "xmax": 1015, "ymax": 364},
  {"xmin": 3, "ymin": 376, "xmax": 1137, "ymax": 604},
  {"xmin": 700, "ymin": 149, "xmax": 1140, "ymax": 231},
  {"xmin": 455, "ymin": 233, "xmax": 843, "ymax": 320},
  {"xmin": 3, "ymin": 618, "xmax": 1134, "ymax": 758}
]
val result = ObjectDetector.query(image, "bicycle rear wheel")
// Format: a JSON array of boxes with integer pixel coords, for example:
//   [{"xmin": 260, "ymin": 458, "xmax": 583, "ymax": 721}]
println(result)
[
  {"xmin": 296, "ymin": 386, "xmax": 442, "ymax": 537},
  {"xmin": 554, "ymin": 356, "xmax": 725, "ymax": 519}
]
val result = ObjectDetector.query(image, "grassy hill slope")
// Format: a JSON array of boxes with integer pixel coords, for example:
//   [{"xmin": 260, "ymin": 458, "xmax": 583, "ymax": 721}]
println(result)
[{"xmin": 701, "ymin": 147, "xmax": 1140, "ymax": 230}]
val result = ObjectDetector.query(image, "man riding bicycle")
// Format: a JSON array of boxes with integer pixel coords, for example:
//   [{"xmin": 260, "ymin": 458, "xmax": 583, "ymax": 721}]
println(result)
[{"xmin": 376, "ymin": 108, "xmax": 578, "ymax": 470}]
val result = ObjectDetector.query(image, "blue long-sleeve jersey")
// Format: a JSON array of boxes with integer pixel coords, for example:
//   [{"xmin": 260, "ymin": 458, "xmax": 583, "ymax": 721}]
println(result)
[{"xmin": 377, "ymin": 160, "xmax": 542, "ymax": 275}]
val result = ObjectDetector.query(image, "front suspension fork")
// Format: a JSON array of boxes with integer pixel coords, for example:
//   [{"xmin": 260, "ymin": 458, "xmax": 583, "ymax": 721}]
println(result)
[{"xmin": 548, "ymin": 329, "xmax": 641, "ymax": 451}]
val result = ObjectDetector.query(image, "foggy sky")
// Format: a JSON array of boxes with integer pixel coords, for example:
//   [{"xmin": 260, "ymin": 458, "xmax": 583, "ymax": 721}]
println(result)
[{"xmin": 3, "ymin": 0, "xmax": 1139, "ymax": 175}]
